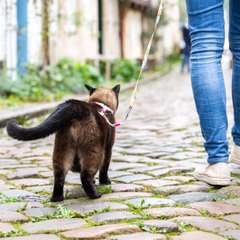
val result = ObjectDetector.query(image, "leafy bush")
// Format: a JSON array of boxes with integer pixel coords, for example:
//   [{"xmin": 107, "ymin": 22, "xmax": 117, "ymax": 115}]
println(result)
[
  {"xmin": 0, "ymin": 58, "xmax": 141, "ymax": 105},
  {"xmin": 112, "ymin": 59, "xmax": 141, "ymax": 82},
  {"xmin": 0, "ymin": 59, "xmax": 104, "ymax": 102},
  {"xmin": 100, "ymin": 59, "xmax": 141, "ymax": 82},
  {"xmin": 0, "ymin": 71, "xmax": 16, "ymax": 96}
]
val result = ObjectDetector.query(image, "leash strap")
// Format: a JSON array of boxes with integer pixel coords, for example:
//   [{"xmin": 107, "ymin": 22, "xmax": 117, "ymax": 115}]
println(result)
[
  {"xmin": 97, "ymin": 0, "xmax": 165, "ymax": 127},
  {"xmin": 95, "ymin": 102, "xmax": 115, "ymax": 115}
]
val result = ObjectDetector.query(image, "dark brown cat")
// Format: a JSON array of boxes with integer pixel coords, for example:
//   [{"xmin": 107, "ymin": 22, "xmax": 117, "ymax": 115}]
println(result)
[{"xmin": 6, "ymin": 84, "xmax": 120, "ymax": 201}]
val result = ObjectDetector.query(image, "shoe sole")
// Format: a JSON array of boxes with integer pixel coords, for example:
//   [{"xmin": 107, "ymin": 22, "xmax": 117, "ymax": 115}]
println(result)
[
  {"xmin": 230, "ymin": 154, "xmax": 240, "ymax": 165},
  {"xmin": 194, "ymin": 172, "xmax": 230, "ymax": 186}
]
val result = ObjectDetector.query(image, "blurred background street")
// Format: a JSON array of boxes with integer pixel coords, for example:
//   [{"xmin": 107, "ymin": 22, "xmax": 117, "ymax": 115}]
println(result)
[
  {"xmin": 1, "ymin": 0, "xmax": 184, "ymax": 107},
  {"xmin": 0, "ymin": 1, "xmax": 239, "ymax": 240}
]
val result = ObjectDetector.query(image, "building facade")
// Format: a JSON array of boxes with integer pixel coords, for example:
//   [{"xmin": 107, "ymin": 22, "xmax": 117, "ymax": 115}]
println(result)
[{"xmin": 0, "ymin": 0, "xmax": 180, "ymax": 74}]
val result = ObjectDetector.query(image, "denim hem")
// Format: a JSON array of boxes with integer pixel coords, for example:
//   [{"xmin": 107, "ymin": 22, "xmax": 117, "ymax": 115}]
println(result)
[{"xmin": 207, "ymin": 157, "xmax": 228, "ymax": 164}]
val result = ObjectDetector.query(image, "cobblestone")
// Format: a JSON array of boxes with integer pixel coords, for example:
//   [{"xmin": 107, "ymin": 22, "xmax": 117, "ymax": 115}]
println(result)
[
  {"xmin": 0, "ymin": 223, "xmax": 17, "ymax": 234},
  {"xmin": 0, "ymin": 190, "xmax": 50, "ymax": 201},
  {"xmin": 219, "ymin": 230, "xmax": 240, "ymax": 240},
  {"xmin": 124, "ymin": 197, "xmax": 176, "ymax": 207},
  {"xmin": 0, "ymin": 235, "xmax": 61, "ymax": 240},
  {"xmin": 127, "ymin": 165, "xmax": 167, "ymax": 173},
  {"xmin": 66, "ymin": 202, "xmax": 128, "ymax": 214},
  {"xmin": 20, "ymin": 218, "xmax": 88, "ymax": 233},
  {"xmin": 169, "ymin": 216, "xmax": 239, "ymax": 231},
  {"xmin": 108, "ymin": 232, "xmax": 167, "ymax": 240},
  {"xmin": 161, "ymin": 176, "xmax": 196, "ymax": 183},
  {"xmin": 111, "ymin": 155, "xmax": 152, "ymax": 163},
  {"xmin": 87, "ymin": 211, "xmax": 142, "ymax": 223},
  {"xmin": 0, "ymin": 210, "xmax": 28, "ymax": 222},
  {"xmin": 142, "ymin": 220, "xmax": 179, "ymax": 232},
  {"xmin": 24, "ymin": 207, "xmax": 58, "ymax": 217},
  {"xmin": 0, "ymin": 202, "xmax": 43, "ymax": 211},
  {"xmin": 109, "ymin": 162, "xmax": 147, "ymax": 171},
  {"xmin": 155, "ymin": 185, "xmax": 211, "ymax": 195},
  {"xmin": 114, "ymin": 174, "xmax": 153, "ymax": 183},
  {"xmin": 82, "ymin": 192, "xmax": 153, "ymax": 201},
  {"xmin": 170, "ymin": 231, "xmax": 226, "ymax": 240},
  {"xmin": 60, "ymin": 223, "xmax": 141, "ymax": 239},
  {"xmin": 217, "ymin": 186, "xmax": 240, "ymax": 198},
  {"xmin": 0, "ymin": 61, "xmax": 236, "ymax": 239},
  {"xmin": 134, "ymin": 179, "xmax": 180, "ymax": 187},
  {"xmin": 100, "ymin": 183, "xmax": 145, "ymax": 192},
  {"xmin": 143, "ymin": 207, "xmax": 201, "ymax": 218},
  {"xmin": 187, "ymin": 202, "xmax": 240, "ymax": 216},
  {"xmin": 222, "ymin": 198, "xmax": 240, "ymax": 206},
  {"xmin": 168, "ymin": 192, "xmax": 228, "ymax": 205},
  {"xmin": 222, "ymin": 215, "xmax": 240, "ymax": 225},
  {"xmin": 9, "ymin": 178, "xmax": 50, "ymax": 187}
]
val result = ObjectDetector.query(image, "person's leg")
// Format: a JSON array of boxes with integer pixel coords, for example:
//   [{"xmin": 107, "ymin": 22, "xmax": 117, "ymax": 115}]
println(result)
[
  {"xmin": 186, "ymin": 54, "xmax": 190, "ymax": 72},
  {"xmin": 186, "ymin": 0, "xmax": 230, "ymax": 184},
  {"xmin": 229, "ymin": 0, "xmax": 240, "ymax": 164},
  {"xmin": 181, "ymin": 54, "xmax": 186, "ymax": 73}
]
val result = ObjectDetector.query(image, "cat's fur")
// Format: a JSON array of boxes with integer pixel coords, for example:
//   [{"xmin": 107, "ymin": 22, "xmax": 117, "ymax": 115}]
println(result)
[{"xmin": 7, "ymin": 84, "xmax": 120, "ymax": 201}]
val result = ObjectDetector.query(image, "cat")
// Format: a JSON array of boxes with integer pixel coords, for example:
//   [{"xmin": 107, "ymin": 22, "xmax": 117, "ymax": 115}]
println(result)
[{"xmin": 6, "ymin": 84, "xmax": 120, "ymax": 201}]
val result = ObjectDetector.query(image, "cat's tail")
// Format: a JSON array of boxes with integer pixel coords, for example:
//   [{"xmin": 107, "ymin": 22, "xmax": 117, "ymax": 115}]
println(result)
[{"xmin": 7, "ymin": 101, "xmax": 79, "ymax": 141}]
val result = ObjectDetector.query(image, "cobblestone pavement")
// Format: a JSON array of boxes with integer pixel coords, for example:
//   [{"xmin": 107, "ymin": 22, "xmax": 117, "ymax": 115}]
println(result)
[{"xmin": 0, "ymin": 56, "xmax": 240, "ymax": 239}]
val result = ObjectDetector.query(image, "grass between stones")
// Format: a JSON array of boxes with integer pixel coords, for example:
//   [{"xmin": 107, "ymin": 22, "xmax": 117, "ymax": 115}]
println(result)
[
  {"xmin": 0, "ymin": 158, "xmax": 239, "ymax": 239},
  {"xmin": 1, "ymin": 183, "xmax": 238, "ymax": 239},
  {"xmin": 0, "ymin": 194, "xmax": 22, "ymax": 204},
  {"xmin": 231, "ymin": 173, "xmax": 240, "ymax": 178}
]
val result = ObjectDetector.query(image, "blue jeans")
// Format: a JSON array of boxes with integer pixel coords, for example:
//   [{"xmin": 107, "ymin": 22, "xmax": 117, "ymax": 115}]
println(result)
[
  {"xmin": 181, "ymin": 54, "xmax": 190, "ymax": 73},
  {"xmin": 185, "ymin": 0, "xmax": 240, "ymax": 164}
]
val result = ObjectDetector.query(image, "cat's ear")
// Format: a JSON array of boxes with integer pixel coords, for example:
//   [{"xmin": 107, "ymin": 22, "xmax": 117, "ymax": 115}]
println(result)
[
  {"xmin": 112, "ymin": 84, "xmax": 120, "ymax": 95},
  {"xmin": 85, "ymin": 85, "xmax": 96, "ymax": 95}
]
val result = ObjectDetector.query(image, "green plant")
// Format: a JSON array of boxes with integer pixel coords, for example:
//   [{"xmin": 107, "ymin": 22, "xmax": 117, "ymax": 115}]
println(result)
[
  {"xmin": 178, "ymin": 221, "xmax": 190, "ymax": 232},
  {"xmin": 15, "ymin": 203, "xmax": 28, "ymax": 213},
  {"xmin": 41, "ymin": 204, "xmax": 85, "ymax": 220},
  {"xmin": 129, "ymin": 199, "xmax": 151, "ymax": 211},
  {"xmin": 48, "ymin": 203, "xmax": 57, "ymax": 208},
  {"xmin": 95, "ymin": 186, "xmax": 112, "ymax": 194},
  {"xmin": 0, "ymin": 230, "xmax": 28, "ymax": 238},
  {"xmin": 133, "ymin": 221, "xmax": 167, "ymax": 234},
  {"xmin": 0, "ymin": 194, "xmax": 22, "ymax": 204},
  {"xmin": 64, "ymin": 189, "xmax": 74, "ymax": 199},
  {"xmin": 93, "ymin": 205, "xmax": 111, "ymax": 213},
  {"xmin": 54, "ymin": 204, "xmax": 77, "ymax": 218},
  {"xmin": 213, "ymin": 197, "xmax": 222, "ymax": 202},
  {"xmin": 0, "ymin": 59, "xmax": 105, "ymax": 105},
  {"xmin": 111, "ymin": 59, "xmax": 141, "ymax": 82},
  {"xmin": 199, "ymin": 209, "xmax": 208, "ymax": 217},
  {"xmin": 223, "ymin": 235, "xmax": 233, "ymax": 240}
]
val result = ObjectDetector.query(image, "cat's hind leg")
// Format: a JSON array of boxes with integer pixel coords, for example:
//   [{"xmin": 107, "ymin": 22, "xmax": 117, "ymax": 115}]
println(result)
[
  {"xmin": 80, "ymin": 151, "xmax": 104, "ymax": 199},
  {"xmin": 99, "ymin": 145, "xmax": 112, "ymax": 184},
  {"xmin": 51, "ymin": 133, "xmax": 75, "ymax": 202}
]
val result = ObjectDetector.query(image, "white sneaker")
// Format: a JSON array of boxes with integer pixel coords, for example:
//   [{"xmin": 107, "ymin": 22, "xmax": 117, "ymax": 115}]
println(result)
[
  {"xmin": 230, "ymin": 141, "xmax": 240, "ymax": 165},
  {"xmin": 194, "ymin": 163, "xmax": 230, "ymax": 185}
]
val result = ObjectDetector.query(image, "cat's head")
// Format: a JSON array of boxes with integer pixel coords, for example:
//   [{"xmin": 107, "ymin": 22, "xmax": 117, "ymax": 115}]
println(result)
[{"xmin": 85, "ymin": 84, "xmax": 120, "ymax": 112}]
